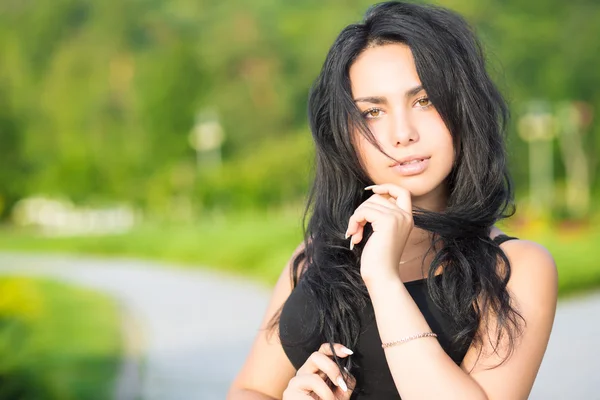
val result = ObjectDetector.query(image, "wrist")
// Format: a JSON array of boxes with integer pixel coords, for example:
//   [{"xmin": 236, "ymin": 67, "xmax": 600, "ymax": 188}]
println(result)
[{"xmin": 363, "ymin": 274, "xmax": 404, "ymax": 299}]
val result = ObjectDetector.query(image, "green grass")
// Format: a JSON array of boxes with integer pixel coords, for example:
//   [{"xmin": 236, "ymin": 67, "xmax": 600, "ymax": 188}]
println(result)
[
  {"xmin": 0, "ymin": 277, "xmax": 122, "ymax": 399},
  {"xmin": 0, "ymin": 209, "xmax": 305, "ymax": 284},
  {"xmin": 0, "ymin": 209, "xmax": 599, "ymax": 297},
  {"xmin": 514, "ymin": 223, "xmax": 600, "ymax": 298}
]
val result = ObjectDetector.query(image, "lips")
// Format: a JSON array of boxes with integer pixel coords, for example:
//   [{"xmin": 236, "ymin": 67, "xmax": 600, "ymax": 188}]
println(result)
[
  {"xmin": 390, "ymin": 155, "xmax": 430, "ymax": 167},
  {"xmin": 399, "ymin": 158, "xmax": 426, "ymax": 166},
  {"xmin": 390, "ymin": 156, "xmax": 431, "ymax": 176}
]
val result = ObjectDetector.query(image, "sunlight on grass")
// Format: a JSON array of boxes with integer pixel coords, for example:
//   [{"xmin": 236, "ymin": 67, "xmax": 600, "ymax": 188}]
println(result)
[{"xmin": 0, "ymin": 209, "xmax": 598, "ymax": 296}]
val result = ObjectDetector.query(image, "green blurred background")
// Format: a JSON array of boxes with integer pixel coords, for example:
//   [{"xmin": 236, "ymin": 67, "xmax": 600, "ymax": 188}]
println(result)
[{"xmin": 0, "ymin": 0, "xmax": 599, "ymax": 397}]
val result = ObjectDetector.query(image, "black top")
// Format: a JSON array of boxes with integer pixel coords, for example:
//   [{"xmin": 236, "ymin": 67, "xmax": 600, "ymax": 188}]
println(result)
[{"xmin": 279, "ymin": 235, "xmax": 518, "ymax": 399}]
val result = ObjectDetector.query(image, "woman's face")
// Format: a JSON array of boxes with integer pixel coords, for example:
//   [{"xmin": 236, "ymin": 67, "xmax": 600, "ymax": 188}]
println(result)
[{"xmin": 349, "ymin": 43, "xmax": 454, "ymax": 209}]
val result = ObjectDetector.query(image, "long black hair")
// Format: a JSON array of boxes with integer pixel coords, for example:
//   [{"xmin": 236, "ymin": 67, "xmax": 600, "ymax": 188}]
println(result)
[{"xmin": 271, "ymin": 0, "xmax": 523, "ymax": 377}]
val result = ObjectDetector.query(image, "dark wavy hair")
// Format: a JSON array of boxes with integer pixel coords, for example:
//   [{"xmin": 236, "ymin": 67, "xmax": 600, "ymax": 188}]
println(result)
[{"xmin": 270, "ymin": 0, "xmax": 524, "ymax": 378}]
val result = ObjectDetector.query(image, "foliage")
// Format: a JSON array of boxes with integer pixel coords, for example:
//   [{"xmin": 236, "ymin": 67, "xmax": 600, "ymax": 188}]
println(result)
[
  {"xmin": 195, "ymin": 132, "xmax": 314, "ymax": 211},
  {"xmin": 0, "ymin": 278, "xmax": 42, "ymax": 398},
  {"xmin": 0, "ymin": 0, "xmax": 599, "ymax": 219},
  {"xmin": 0, "ymin": 277, "xmax": 121, "ymax": 399}
]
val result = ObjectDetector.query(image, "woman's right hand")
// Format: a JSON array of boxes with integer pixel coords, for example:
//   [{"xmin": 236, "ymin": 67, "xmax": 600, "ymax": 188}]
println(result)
[{"xmin": 283, "ymin": 343, "xmax": 356, "ymax": 399}]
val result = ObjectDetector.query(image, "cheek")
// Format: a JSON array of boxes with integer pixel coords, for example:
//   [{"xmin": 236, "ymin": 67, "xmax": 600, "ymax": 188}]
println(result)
[
  {"xmin": 438, "ymin": 134, "xmax": 456, "ymax": 172},
  {"xmin": 353, "ymin": 135, "xmax": 371, "ymax": 169},
  {"xmin": 357, "ymin": 144, "xmax": 377, "ymax": 171},
  {"xmin": 424, "ymin": 118, "xmax": 454, "ymax": 157},
  {"xmin": 354, "ymin": 135, "xmax": 384, "ymax": 176}
]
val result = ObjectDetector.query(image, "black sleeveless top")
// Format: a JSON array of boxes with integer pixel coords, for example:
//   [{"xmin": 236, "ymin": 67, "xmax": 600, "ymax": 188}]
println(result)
[{"xmin": 279, "ymin": 235, "xmax": 517, "ymax": 399}]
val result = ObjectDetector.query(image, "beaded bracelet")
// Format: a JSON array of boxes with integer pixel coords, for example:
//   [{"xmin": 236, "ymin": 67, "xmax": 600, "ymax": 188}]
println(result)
[{"xmin": 381, "ymin": 332, "xmax": 438, "ymax": 348}]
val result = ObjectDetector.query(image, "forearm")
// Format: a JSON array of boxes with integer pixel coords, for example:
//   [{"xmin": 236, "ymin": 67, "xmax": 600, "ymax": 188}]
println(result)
[
  {"xmin": 227, "ymin": 387, "xmax": 279, "ymax": 400},
  {"xmin": 368, "ymin": 279, "xmax": 488, "ymax": 400}
]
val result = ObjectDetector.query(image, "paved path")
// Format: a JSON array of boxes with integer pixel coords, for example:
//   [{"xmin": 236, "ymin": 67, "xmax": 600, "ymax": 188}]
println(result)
[
  {"xmin": 0, "ymin": 253, "xmax": 270, "ymax": 400},
  {"xmin": 530, "ymin": 290, "xmax": 600, "ymax": 400},
  {"xmin": 0, "ymin": 252, "xmax": 598, "ymax": 399}
]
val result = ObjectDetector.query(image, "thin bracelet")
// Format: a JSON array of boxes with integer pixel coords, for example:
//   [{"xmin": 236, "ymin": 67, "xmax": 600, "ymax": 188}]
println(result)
[{"xmin": 381, "ymin": 332, "xmax": 438, "ymax": 348}]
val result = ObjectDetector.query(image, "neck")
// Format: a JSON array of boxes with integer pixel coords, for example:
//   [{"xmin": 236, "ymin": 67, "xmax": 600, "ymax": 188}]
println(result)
[
  {"xmin": 411, "ymin": 181, "xmax": 448, "ymax": 212},
  {"xmin": 403, "ymin": 224, "xmax": 429, "ymax": 246},
  {"xmin": 405, "ymin": 186, "xmax": 447, "ymax": 255},
  {"xmin": 399, "ymin": 184, "xmax": 448, "ymax": 273}
]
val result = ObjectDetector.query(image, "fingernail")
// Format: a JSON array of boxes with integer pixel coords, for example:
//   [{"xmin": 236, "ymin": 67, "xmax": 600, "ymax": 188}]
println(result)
[
  {"xmin": 344, "ymin": 366, "xmax": 350, "ymax": 373},
  {"xmin": 349, "ymin": 241, "xmax": 354, "ymax": 251},
  {"xmin": 337, "ymin": 376, "xmax": 348, "ymax": 392},
  {"xmin": 344, "ymin": 231, "xmax": 349, "ymax": 239},
  {"xmin": 364, "ymin": 185, "xmax": 376, "ymax": 190},
  {"xmin": 341, "ymin": 346, "xmax": 354, "ymax": 355}
]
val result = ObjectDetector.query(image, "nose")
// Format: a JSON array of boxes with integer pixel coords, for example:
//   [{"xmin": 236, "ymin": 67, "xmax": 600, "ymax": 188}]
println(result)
[{"xmin": 390, "ymin": 111, "xmax": 419, "ymax": 146}]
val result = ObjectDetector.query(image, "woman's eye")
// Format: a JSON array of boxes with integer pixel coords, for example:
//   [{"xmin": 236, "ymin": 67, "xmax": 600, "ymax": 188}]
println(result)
[
  {"xmin": 415, "ymin": 97, "xmax": 432, "ymax": 108},
  {"xmin": 363, "ymin": 108, "xmax": 383, "ymax": 119}
]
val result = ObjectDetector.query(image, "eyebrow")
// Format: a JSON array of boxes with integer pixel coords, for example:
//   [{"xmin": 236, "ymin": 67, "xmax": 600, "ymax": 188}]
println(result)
[{"xmin": 353, "ymin": 85, "xmax": 425, "ymax": 104}]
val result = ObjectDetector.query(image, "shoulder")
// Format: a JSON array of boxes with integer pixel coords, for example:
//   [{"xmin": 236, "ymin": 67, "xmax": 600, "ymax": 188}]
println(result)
[
  {"xmin": 288, "ymin": 240, "xmax": 308, "ymax": 281},
  {"xmin": 490, "ymin": 227, "xmax": 558, "ymax": 308},
  {"xmin": 460, "ymin": 228, "xmax": 558, "ymax": 395},
  {"xmin": 269, "ymin": 241, "xmax": 306, "ymax": 302},
  {"xmin": 228, "ymin": 242, "xmax": 305, "ymax": 397}
]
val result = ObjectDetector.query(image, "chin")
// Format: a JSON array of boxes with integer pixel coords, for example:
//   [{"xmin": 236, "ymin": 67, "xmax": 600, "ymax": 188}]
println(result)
[
  {"xmin": 406, "ymin": 186, "xmax": 435, "ymax": 198},
  {"xmin": 396, "ymin": 178, "xmax": 447, "ymax": 202},
  {"xmin": 388, "ymin": 177, "xmax": 435, "ymax": 195}
]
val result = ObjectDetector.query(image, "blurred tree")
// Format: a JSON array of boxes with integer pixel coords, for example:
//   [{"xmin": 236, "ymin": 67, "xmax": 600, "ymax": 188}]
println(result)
[
  {"xmin": 0, "ymin": 91, "xmax": 26, "ymax": 219},
  {"xmin": 0, "ymin": 0, "xmax": 598, "ymax": 218}
]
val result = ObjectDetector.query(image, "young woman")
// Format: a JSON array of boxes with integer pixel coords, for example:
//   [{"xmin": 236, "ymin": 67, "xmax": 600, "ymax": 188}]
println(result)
[{"xmin": 228, "ymin": 2, "xmax": 557, "ymax": 399}]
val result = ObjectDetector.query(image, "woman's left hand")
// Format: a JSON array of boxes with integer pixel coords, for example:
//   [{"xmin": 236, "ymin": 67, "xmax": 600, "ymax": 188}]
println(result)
[{"xmin": 345, "ymin": 183, "xmax": 413, "ymax": 287}]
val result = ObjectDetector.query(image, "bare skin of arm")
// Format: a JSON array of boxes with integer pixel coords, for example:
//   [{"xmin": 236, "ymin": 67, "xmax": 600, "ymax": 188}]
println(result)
[
  {"xmin": 458, "ymin": 229, "xmax": 558, "ymax": 399},
  {"xmin": 366, "ymin": 227, "xmax": 557, "ymax": 399}
]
